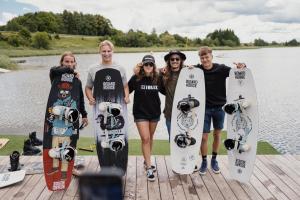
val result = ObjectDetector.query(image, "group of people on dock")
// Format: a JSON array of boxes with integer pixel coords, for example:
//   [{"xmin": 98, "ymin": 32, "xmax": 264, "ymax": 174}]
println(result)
[{"xmin": 51, "ymin": 40, "xmax": 246, "ymax": 181}]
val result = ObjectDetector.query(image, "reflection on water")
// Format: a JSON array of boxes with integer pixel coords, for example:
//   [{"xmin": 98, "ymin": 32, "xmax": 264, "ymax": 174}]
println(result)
[{"xmin": 1, "ymin": 47, "xmax": 300, "ymax": 154}]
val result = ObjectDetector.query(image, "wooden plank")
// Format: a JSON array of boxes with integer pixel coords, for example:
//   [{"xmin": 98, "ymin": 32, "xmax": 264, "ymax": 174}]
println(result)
[
  {"xmin": 13, "ymin": 156, "xmax": 43, "ymax": 200},
  {"xmin": 179, "ymin": 174, "xmax": 199, "ymax": 200},
  {"xmin": 217, "ymin": 156, "xmax": 252, "ymax": 200},
  {"xmin": 165, "ymin": 156, "xmax": 186, "ymax": 200},
  {"xmin": 148, "ymin": 156, "xmax": 161, "ymax": 200},
  {"xmin": 62, "ymin": 156, "xmax": 93, "ymax": 200},
  {"xmin": 293, "ymin": 155, "xmax": 300, "ymax": 161},
  {"xmin": 268, "ymin": 155, "xmax": 300, "ymax": 181},
  {"xmin": 49, "ymin": 190, "xmax": 65, "ymax": 200},
  {"xmin": 209, "ymin": 156, "xmax": 242, "ymax": 200},
  {"xmin": 280, "ymin": 155, "xmax": 300, "ymax": 175},
  {"xmin": 253, "ymin": 165, "xmax": 289, "ymax": 200},
  {"xmin": 36, "ymin": 178, "xmax": 53, "ymax": 200},
  {"xmin": 200, "ymin": 156, "xmax": 224, "ymax": 200},
  {"xmin": 124, "ymin": 156, "xmax": 136, "ymax": 200},
  {"xmin": 258, "ymin": 155, "xmax": 300, "ymax": 200},
  {"xmin": 264, "ymin": 155, "xmax": 300, "ymax": 187},
  {"xmin": 1, "ymin": 156, "xmax": 33, "ymax": 200},
  {"xmin": 190, "ymin": 170, "xmax": 212, "ymax": 200},
  {"xmin": 135, "ymin": 156, "xmax": 147, "ymax": 200},
  {"xmin": 156, "ymin": 156, "xmax": 173, "ymax": 200}
]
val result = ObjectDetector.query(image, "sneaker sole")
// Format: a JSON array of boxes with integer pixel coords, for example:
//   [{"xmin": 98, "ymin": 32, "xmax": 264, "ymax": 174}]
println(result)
[
  {"xmin": 147, "ymin": 177, "xmax": 155, "ymax": 182},
  {"xmin": 212, "ymin": 169, "xmax": 220, "ymax": 174},
  {"xmin": 199, "ymin": 170, "xmax": 207, "ymax": 175}
]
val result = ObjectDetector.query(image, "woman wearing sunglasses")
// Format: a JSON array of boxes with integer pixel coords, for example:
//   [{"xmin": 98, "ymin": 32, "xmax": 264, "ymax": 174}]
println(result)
[{"xmin": 128, "ymin": 55, "xmax": 163, "ymax": 181}]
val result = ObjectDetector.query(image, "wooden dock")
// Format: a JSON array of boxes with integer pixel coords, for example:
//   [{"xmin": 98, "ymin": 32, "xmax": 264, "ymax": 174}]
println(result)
[{"xmin": 0, "ymin": 155, "xmax": 300, "ymax": 200}]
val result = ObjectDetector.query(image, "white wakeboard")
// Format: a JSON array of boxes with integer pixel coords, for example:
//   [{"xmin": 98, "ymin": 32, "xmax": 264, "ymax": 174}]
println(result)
[
  {"xmin": 0, "ymin": 170, "xmax": 26, "ymax": 188},
  {"xmin": 225, "ymin": 67, "xmax": 258, "ymax": 183},
  {"xmin": 170, "ymin": 67, "xmax": 205, "ymax": 174}
]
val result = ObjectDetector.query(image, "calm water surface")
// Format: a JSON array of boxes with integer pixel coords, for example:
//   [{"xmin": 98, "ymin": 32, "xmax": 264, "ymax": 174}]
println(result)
[{"xmin": 1, "ymin": 47, "xmax": 300, "ymax": 154}]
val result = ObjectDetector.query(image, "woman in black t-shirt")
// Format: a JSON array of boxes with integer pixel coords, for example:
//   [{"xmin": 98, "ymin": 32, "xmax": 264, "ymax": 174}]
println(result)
[{"xmin": 128, "ymin": 55, "xmax": 162, "ymax": 181}]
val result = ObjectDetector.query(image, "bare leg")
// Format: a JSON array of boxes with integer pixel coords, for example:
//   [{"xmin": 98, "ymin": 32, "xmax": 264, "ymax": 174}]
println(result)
[
  {"xmin": 212, "ymin": 129, "xmax": 222, "ymax": 153},
  {"xmin": 136, "ymin": 121, "xmax": 152, "ymax": 168},
  {"xmin": 200, "ymin": 133, "xmax": 209, "ymax": 157}
]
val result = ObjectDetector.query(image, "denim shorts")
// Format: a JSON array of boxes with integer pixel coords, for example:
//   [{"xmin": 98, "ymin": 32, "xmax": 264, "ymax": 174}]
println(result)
[
  {"xmin": 134, "ymin": 117, "xmax": 160, "ymax": 123},
  {"xmin": 203, "ymin": 106, "xmax": 225, "ymax": 133}
]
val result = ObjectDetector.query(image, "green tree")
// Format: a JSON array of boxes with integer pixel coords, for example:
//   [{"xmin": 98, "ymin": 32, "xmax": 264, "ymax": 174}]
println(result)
[
  {"xmin": 159, "ymin": 31, "xmax": 177, "ymax": 47},
  {"xmin": 18, "ymin": 27, "xmax": 31, "ymax": 40},
  {"xmin": 31, "ymin": 32, "xmax": 50, "ymax": 49},
  {"xmin": 285, "ymin": 39, "xmax": 299, "ymax": 46},
  {"xmin": 206, "ymin": 29, "xmax": 240, "ymax": 46},
  {"xmin": 254, "ymin": 38, "xmax": 269, "ymax": 46}
]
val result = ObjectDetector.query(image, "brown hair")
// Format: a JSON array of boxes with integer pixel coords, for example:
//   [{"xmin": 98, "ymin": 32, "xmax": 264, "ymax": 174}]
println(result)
[
  {"xmin": 136, "ymin": 62, "xmax": 159, "ymax": 84},
  {"xmin": 198, "ymin": 46, "xmax": 212, "ymax": 56},
  {"xmin": 59, "ymin": 51, "xmax": 76, "ymax": 67},
  {"xmin": 162, "ymin": 57, "xmax": 184, "ymax": 85}
]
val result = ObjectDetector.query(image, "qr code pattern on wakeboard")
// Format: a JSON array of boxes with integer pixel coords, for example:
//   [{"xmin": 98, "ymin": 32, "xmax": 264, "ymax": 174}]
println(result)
[{"xmin": 235, "ymin": 159, "xmax": 246, "ymax": 168}]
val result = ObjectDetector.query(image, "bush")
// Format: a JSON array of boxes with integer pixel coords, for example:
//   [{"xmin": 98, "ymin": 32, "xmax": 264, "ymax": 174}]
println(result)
[
  {"xmin": 0, "ymin": 55, "xmax": 17, "ymax": 70},
  {"xmin": 31, "ymin": 32, "xmax": 50, "ymax": 49},
  {"xmin": 54, "ymin": 34, "xmax": 60, "ymax": 39},
  {"xmin": 18, "ymin": 28, "xmax": 31, "ymax": 40},
  {"xmin": 0, "ymin": 32, "xmax": 7, "ymax": 41},
  {"xmin": 7, "ymin": 35, "xmax": 21, "ymax": 47}
]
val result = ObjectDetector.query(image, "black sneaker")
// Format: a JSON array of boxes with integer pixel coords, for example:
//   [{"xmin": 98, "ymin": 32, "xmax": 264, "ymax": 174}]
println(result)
[
  {"xmin": 9, "ymin": 151, "xmax": 21, "ymax": 171},
  {"xmin": 143, "ymin": 161, "xmax": 157, "ymax": 172},
  {"xmin": 23, "ymin": 139, "xmax": 41, "ymax": 155},
  {"xmin": 146, "ymin": 168, "xmax": 155, "ymax": 181},
  {"xmin": 29, "ymin": 131, "xmax": 43, "ymax": 146}
]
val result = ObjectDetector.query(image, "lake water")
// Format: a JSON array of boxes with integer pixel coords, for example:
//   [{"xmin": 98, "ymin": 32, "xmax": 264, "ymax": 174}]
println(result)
[{"xmin": 1, "ymin": 47, "xmax": 300, "ymax": 154}]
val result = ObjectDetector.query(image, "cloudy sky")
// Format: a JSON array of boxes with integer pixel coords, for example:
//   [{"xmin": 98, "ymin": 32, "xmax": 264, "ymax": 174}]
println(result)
[{"xmin": 1, "ymin": 0, "xmax": 300, "ymax": 42}]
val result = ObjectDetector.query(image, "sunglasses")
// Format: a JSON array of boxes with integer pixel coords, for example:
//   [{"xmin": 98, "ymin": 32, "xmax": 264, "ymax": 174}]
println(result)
[
  {"xmin": 170, "ymin": 57, "xmax": 180, "ymax": 61},
  {"xmin": 144, "ymin": 63, "xmax": 154, "ymax": 67}
]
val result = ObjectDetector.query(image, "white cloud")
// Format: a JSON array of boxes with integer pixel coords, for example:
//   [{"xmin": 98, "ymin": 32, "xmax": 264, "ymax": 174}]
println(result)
[
  {"xmin": 3, "ymin": 0, "xmax": 299, "ymax": 42},
  {"xmin": 0, "ymin": 12, "xmax": 17, "ymax": 25}
]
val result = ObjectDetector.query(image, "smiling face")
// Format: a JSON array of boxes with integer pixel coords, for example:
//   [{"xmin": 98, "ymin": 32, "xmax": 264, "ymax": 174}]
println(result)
[
  {"xmin": 100, "ymin": 44, "xmax": 113, "ymax": 64},
  {"xmin": 169, "ymin": 54, "xmax": 182, "ymax": 72},
  {"xmin": 200, "ymin": 53, "xmax": 213, "ymax": 69}
]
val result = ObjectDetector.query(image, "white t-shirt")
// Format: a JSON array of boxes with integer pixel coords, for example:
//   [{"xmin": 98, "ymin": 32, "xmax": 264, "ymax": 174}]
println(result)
[{"xmin": 86, "ymin": 63, "xmax": 127, "ymax": 88}]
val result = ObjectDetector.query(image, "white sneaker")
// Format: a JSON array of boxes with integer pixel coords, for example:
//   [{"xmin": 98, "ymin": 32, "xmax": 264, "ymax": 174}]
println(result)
[{"xmin": 146, "ymin": 168, "xmax": 155, "ymax": 181}]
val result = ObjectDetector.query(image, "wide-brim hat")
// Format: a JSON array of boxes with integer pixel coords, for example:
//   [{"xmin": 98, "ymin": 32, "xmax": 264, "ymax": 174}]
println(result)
[{"xmin": 164, "ymin": 50, "xmax": 186, "ymax": 61}]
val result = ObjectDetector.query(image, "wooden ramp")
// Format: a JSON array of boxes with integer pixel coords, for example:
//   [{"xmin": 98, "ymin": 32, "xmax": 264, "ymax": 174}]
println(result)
[{"xmin": 0, "ymin": 155, "xmax": 300, "ymax": 200}]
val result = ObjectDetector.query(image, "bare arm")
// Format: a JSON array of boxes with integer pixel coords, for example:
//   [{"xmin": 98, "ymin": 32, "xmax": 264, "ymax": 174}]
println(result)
[
  {"xmin": 124, "ymin": 84, "xmax": 130, "ymax": 104},
  {"xmin": 85, "ymin": 86, "xmax": 95, "ymax": 105}
]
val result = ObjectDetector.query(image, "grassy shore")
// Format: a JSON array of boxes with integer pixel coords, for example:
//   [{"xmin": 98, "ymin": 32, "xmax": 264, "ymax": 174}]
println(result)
[
  {"xmin": 0, "ymin": 133, "xmax": 279, "ymax": 156},
  {"xmin": 0, "ymin": 55, "xmax": 18, "ymax": 70},
  {"xmin": 0, "ymin": 34, "xmax": 258, "ymax": 58}
]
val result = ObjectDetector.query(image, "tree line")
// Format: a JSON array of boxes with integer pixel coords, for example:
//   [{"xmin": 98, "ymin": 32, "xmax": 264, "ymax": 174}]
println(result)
[{"xmin": 0, "ymin": 10, "xmax": 299, "ymax": 49}]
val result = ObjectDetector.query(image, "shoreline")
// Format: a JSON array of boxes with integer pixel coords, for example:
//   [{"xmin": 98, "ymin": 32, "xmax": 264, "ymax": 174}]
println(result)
[{"xmin": 0, "ymin": 46, "xmax": 258, "ymax": 58}]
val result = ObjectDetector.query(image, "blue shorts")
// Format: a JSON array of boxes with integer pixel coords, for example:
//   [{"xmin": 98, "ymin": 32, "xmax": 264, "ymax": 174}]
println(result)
[
  {"xmin": 203, "ymin": 106, "xmax": 225, "ymax": 133},
  {"xmin": 134, "ymin": 117, "xmax": 160, "ymax": 123}
]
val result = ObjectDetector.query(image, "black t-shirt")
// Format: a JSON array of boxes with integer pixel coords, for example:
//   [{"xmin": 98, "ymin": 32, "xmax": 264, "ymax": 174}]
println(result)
[
  {"xmin": 195, "ymin": 63, "xmax": 231, "ymax": 107},
  {"xmin": 128, "ymin": 75, "xmax": 162, "ymax": 120}
]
